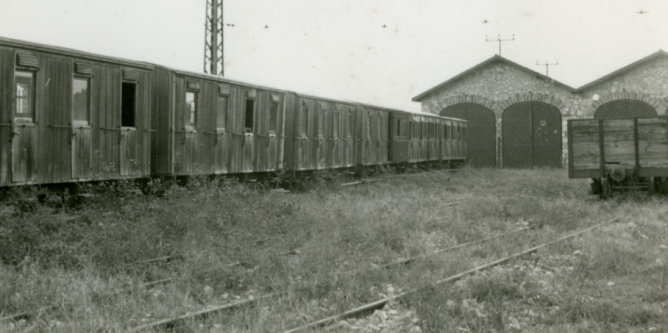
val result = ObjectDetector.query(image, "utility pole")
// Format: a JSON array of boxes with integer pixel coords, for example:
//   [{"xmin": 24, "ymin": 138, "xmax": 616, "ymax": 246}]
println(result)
[
  {"xmin": 536, "ymin": 60, "xmax": 558, "ymax": 77},
  {"xmin": 485, "ymin": 34, "xmax": 515, "ymax": 56},
  {"xmin": 204, "ymin": 0, "xmax": 224, "ymax": 76}
]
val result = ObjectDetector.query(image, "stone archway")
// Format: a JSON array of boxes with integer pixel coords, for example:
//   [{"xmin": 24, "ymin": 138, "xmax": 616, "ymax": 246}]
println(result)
[
  {"xmin": 502, "ymin": 101, "xmax": 562, "ymax": 168},
  {"xmin": 586, "ymin": 91, "xmax": 666, "ymax": 118},
  {"xmin": 441, "ymin": 103, "xmax": 497, "ymax": 167},
  {"xmin": 594, "ymin": 99, "xmax": 657, "ymax": 119}
]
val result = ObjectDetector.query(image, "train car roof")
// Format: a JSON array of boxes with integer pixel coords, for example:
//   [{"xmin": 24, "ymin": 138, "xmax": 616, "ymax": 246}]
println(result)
[
  {"xmin": 0, "ymin": 35, "xmax": 153, "ymax": 69},
  {"xmin": 162, "ymin": 66, "xmax": 292, "ymax": 93},
  {"xmin": 355, "ymin": 102, "xmax": 467, "ymax": 122}
]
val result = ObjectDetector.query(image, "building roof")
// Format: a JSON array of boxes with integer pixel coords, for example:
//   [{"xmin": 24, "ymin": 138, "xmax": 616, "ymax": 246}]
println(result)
[
  {"xmin": 575, "ymin": 50, "xmax": 668, "ymax": 92},
  {"xmin": 411, "ymin": 55, "xmax": 577, "ymax": 102}
]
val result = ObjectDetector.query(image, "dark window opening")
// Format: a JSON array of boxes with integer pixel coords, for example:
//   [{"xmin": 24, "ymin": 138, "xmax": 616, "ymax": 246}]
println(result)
[
  {"xmin": 15, "ymin": 70, "xmax": 35, "ymax": 121},
  {"xmin": 396, "ymin": 120, "xmax": 401, "ymax": 137},
  {"xmin": 73, "ymin": 77, "xmax": 90, "ymax": 124},
  {"xmin": 269, "ymin": 102, "xmax": 278, "ymax": 133},
  {"xmin": 347, "ymin": 110, "xmax": 354, "ymax": 137},
  {"xmin": 217, "ymin": 96, "xmax": 227, "ymax": 129},
  {"xmin": 121, "ymin": 82, "xmax": 136, "ymax": 127},
  {"xmin": 245, "ymin": 99, "xmax": 255, "ymax": 132},
  {"xmin": 186, "ymin": 91, "xmax": 197, "ymax": 126}
]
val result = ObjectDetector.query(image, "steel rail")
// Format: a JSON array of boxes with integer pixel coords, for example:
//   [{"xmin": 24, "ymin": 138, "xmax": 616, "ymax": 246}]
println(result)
[
  {"xmin": 133, "ymin": 220, "xmax": 531, "ymax": 331},
  {"xmin": 130, "ymin": 292, "xmax": 285, "ymax": 332},
  {"xmin": 375, "ymin": 226, "xmax": 530, "ymax": 270},
  {"xmin": 282, "ymin": 217, "xmax": 619, "ymax": 333}
]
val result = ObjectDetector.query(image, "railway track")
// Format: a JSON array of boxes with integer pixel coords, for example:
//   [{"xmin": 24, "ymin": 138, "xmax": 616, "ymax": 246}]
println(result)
[
  {"xmin": 282, "ymin": 217, "xmax": 619, "ymax": 333},
  {"xmin": 2, "ymin": 170, "xmax": 466, "ymax": 330},
  {"xmin": 125, "ymin": 223, "xmax": 535, "ymax": 331}
]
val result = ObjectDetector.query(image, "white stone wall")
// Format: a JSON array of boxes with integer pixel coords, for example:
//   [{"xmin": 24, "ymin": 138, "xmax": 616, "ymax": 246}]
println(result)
[{"xmin": 418, "ymin": 56, "xmax": 668, "ymax": 167}]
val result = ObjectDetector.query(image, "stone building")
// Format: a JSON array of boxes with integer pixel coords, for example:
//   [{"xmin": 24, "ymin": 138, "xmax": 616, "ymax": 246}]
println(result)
[{"xmin": 412, "ymin": 51, "xmax": 668, "ymax": 168}]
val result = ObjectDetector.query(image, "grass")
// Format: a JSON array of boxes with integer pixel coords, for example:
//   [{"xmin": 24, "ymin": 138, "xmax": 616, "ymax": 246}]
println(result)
[{"xmin": 0, "ymin": 167, "xmax": 666, "ymax": 332}]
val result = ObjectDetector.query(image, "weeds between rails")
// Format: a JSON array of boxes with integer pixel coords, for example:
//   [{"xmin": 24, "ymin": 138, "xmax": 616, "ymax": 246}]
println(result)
[
  {"xmin": 2, "ymin": 202, "xmax": 529, "ymax": 331},
  {"xmin": 0, "ymin": 167, "xmax": 461, "ymax": 327},
  {"xmin": 283, "ymin": 217, "xmax": 620, "ymax": 333},
  {"xmin": 128, "ymin": 223, "xmax": 531, "ymax": 332}
]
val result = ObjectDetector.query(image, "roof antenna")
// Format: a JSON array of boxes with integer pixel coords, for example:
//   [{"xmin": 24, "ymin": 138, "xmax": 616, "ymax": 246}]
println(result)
[
  {"xmin": 536, "ymin": 60, "xmax": 558, "ymax": 77},
  {"xmin": 486, "ymin": 34, "xmax": 514, "ymax": 56}
]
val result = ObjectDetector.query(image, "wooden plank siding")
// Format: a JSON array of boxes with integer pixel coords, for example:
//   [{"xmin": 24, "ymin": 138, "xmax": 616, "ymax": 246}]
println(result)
[
  {"xmin": 0, "ymin": 40, "xmax": 152, "ymax": 187},
  {"xmin": 149, "ymin": 69, "xmax": 288, "ymax": 177},
  {"xmin": 568, "ymin": 117, "xmax": 668, "ymax": 179}
]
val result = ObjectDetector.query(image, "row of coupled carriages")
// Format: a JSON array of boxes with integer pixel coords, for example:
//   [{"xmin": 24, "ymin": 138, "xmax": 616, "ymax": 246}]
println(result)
[{"xmin": 0, "ymin": 36, "xmax": 467, "ymax": 188}]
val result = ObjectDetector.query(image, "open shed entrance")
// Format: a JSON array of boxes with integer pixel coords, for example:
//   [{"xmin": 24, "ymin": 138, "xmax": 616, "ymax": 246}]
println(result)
[
  {"xmin": 502, "ymin": 102, "xmax": 562, "ymax": 168},
  {"xmin": 441, "ymin": 103, "xmax": 496, "ymax": 167}
]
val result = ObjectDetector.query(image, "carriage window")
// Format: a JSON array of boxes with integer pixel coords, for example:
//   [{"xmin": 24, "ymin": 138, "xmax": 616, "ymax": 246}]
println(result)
[
  {"xmin": 347, "ymin": 110, "xmax": 354, "ymax": 137},
  {"xmin": 185, "ymin": 91, "xmax": 197, "ymax": 126},
  {"xmin": 269, "ymin": 102, "xmax": 278, "ymax": 133},
  {"xmin": 396, "ymin": 120, "xmax": 402, "ymax": 137},
  {"xmin": 15, "ymin": 71, "xmax": 35, "ymax": 121},
  {"xmin": 122, "ymin": 82, "xmax": 136, "ymax": 127},
  {"xmin": 217, "ymin": 96, "xmax": 227, "ymax": 129},
  {"xmin": 245, "ymin": 98, "xmax": 254, "ymax": 132},
  {"xmin": 73, "ymin": 77, "xmax": 90, "ymax": 124}
]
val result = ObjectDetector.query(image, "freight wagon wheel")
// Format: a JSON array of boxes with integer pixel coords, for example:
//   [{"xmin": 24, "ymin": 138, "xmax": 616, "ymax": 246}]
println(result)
[
  {"xmin": 599, "ymin": 178, "xmax": 612, "ymax": 199},
  {"xmin": 590, "ymin": 178, "xmax": 602, "ymax": 195},
  {"xmin": 659, "ymin": 177, "xmax": 668, "ymax": 195}
]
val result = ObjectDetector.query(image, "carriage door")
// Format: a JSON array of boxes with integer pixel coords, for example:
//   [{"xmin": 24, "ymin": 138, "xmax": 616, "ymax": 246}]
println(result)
[
  {"xmin": 316, "ymin": 103, "xmax": 327, "ymax": 169},
  {"xmin": 295, "ymin": 100, "xmax": 308, "ymax": 170},
  {"xmin": 12, "ymin": 55, "xmax": 38, "ymax": 183},
  {"xmin": 120, "ymin": 74, "xmax": 140, "ymax": 177},
  {"xmin": 214, "ymin": 84, "xmax": 230, "ymax": 174},
  {"xmin": 345, "ymin": 108, "xmax": 354, "ymax": 167},
  {"xmin": 71, "ymin": 70, "xmax": 93, "ymax": 180},
  {"xmin": 331, "ymin": 107, "xmax": 340, "ymax": 168},
  {"xmin": 243, "ymin": 90, "xmax": 256, "ymax": 173},
  {"xmin": 266, "ymin": 95, "xmax": 280, "ymax": 171}
]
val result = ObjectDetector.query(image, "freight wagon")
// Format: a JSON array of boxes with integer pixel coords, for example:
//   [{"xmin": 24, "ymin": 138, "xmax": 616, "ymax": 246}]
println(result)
[{"xmin": 568, "ymin": 116, "xmax": 668, "ymax": 198}]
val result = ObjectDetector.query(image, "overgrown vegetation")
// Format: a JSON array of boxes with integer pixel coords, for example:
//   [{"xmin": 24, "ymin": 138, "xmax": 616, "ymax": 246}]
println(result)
[{"xmin": 0, "ymin": 168, "xmax": 666, "ymax": 332}]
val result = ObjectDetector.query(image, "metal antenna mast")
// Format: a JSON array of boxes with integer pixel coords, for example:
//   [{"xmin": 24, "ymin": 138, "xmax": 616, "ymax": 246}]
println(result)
[
  {"xmin": 536, "ymin": 60, "xmax": 558, "ymax": 77},
  {"xmin": 485, "ymin": 34, "xmax": 515, "ymax": 56},
  {"xmin": 204, "ymin": 0, "xmax": 224, "ymax": 76}
]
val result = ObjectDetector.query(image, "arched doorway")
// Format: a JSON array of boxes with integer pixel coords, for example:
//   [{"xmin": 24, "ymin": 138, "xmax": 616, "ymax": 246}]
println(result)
[
  {"xmin": 441, "ymin": 103, "xmax": 496, "ymax": 167},
  {"xmin": 502, "ymin": 102, "xmax": 562, "ymax": 168},
  {"xmin": 594, "ymin": 99, "xmax": 657, "ymax": 119}
]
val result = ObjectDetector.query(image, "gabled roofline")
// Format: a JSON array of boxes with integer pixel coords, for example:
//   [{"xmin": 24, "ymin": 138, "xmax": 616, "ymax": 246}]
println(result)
[
  {"xmin": 575, "ymin": 50, "xmax": 668, "ymax": 92},
  {"xmin": 411, "ymin": 55, "xmax": 577, "ymax": 102}
]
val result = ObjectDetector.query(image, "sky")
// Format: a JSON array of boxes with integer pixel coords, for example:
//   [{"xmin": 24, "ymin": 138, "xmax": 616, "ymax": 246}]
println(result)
[{"xmin": 0, "ymin": 0, "xmax": 667, "ymax": 111}]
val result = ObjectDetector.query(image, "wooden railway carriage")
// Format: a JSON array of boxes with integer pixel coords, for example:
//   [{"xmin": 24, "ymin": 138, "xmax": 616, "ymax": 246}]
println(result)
[
  {"xmin": 0, "ymin": 37, "xmax": 152, "ymax": 187},
  {"xmin": 388, "ymin": 109, "xmax": 467, "ymax": 166},
  {"xmin": 568, "ymin": 116, "xmax": 668, "ymax": 198},
  {"xmin": 0, "ymin": 35, "xmax": 469, "ymax": 188},
  {"xmin": 356, "ymin": 104, "xmax": 389, "ymax": 168},
  {"xmin": 150, "ymin": 67, "xmax": 286, "ymax": 178},
  {"xmin": 283, "ymin": 93, "xmax": 356, "ymax": 175}
]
